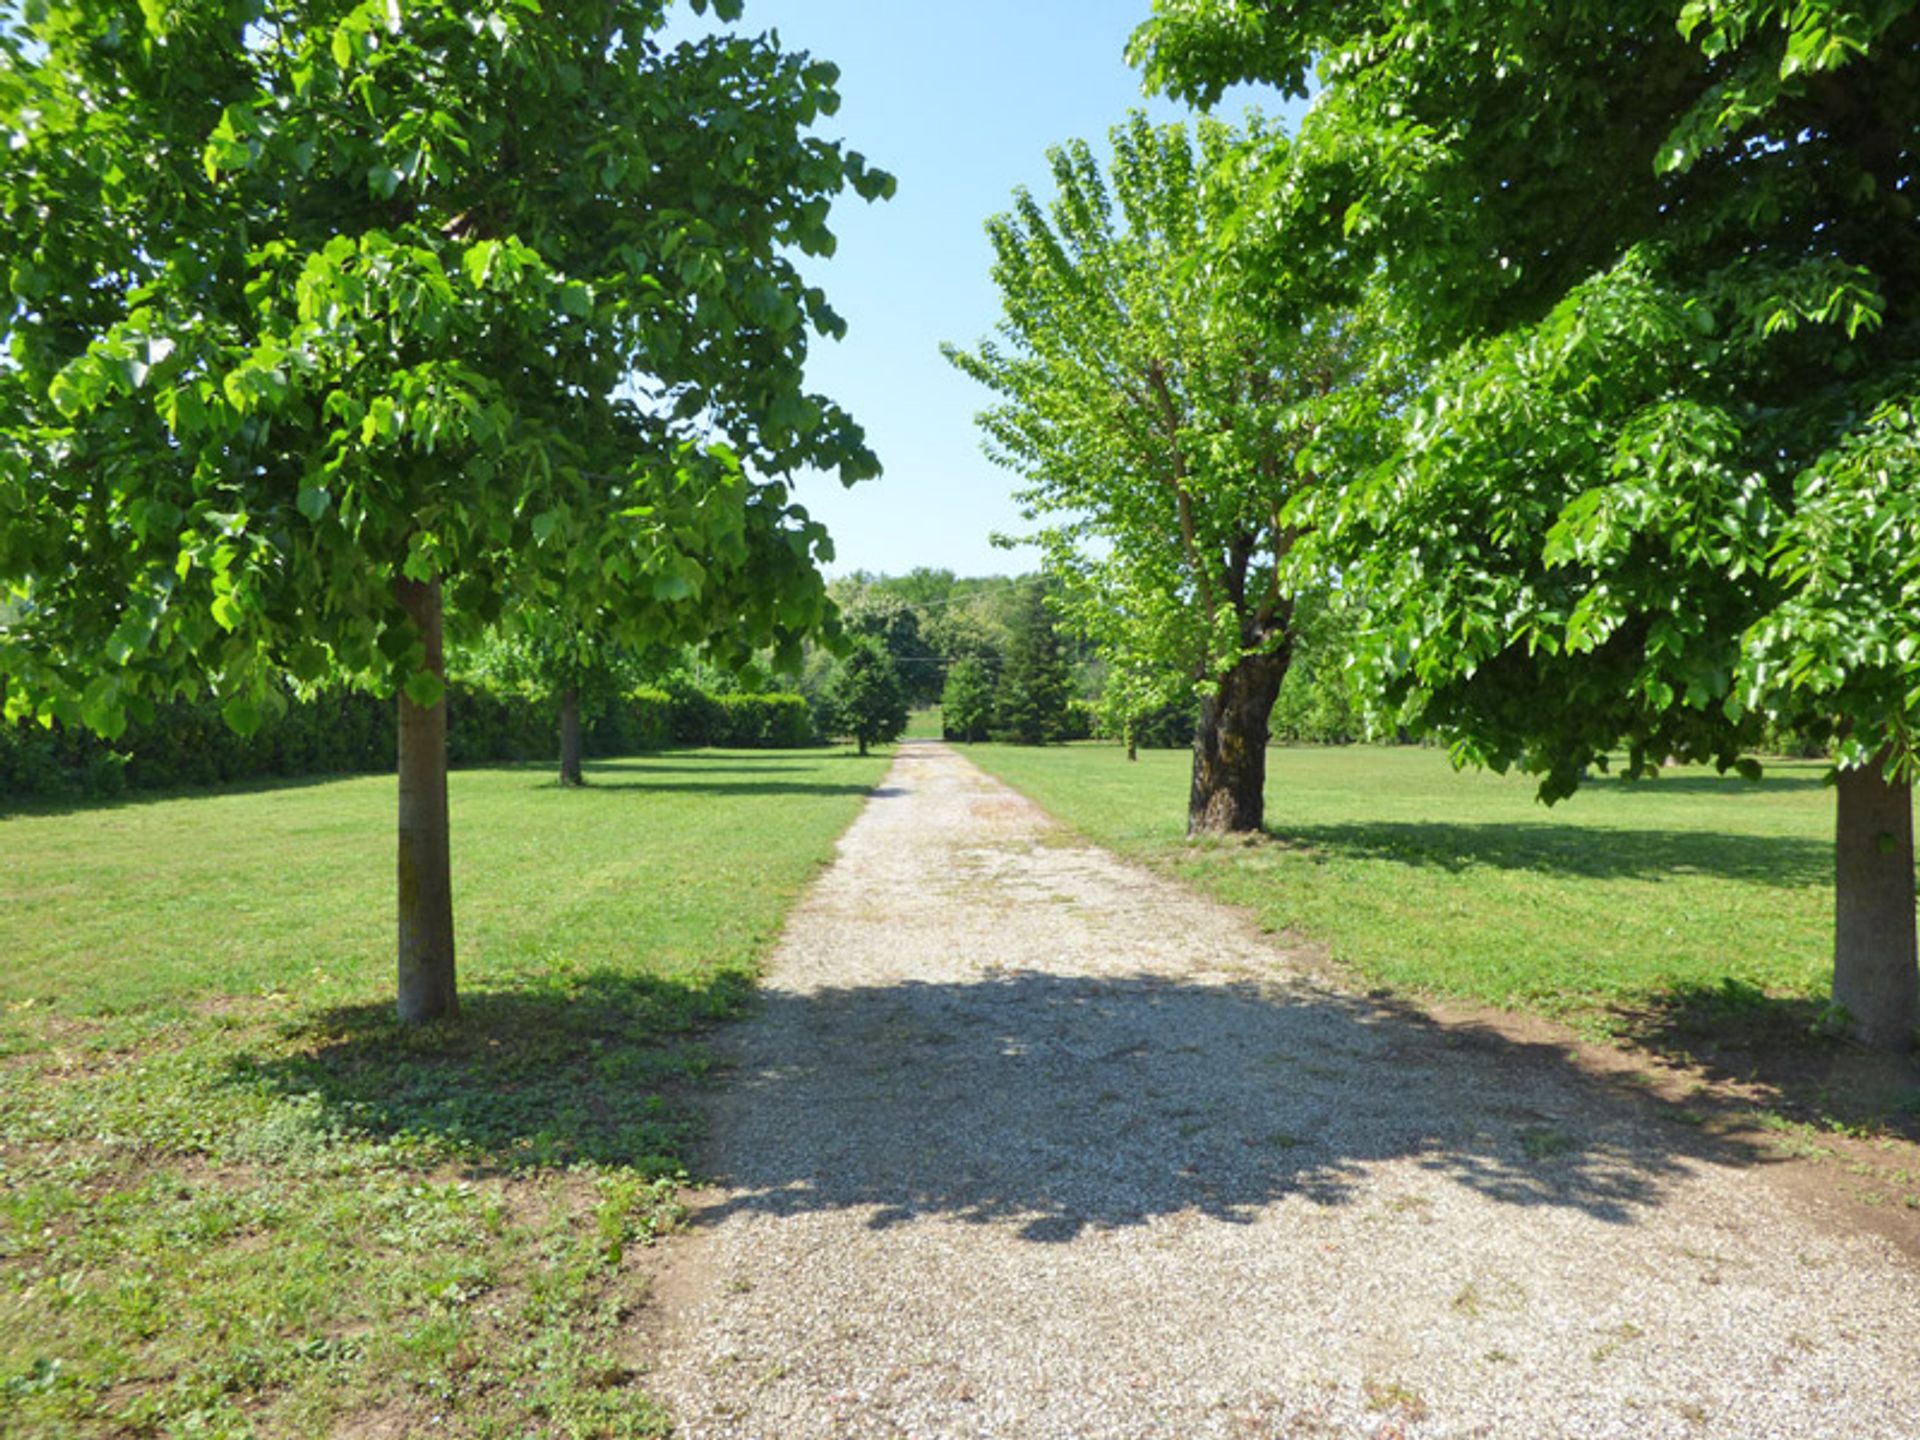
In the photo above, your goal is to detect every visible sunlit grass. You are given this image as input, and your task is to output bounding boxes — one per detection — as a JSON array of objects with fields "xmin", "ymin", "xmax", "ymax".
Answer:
[
  {"xmin": 0, "ymin": 748, "xmax": 889, "ymax": 1438},
  {"xmin": 966, "ymin": 742, "xmax": 1840, "ymax": 1018}
]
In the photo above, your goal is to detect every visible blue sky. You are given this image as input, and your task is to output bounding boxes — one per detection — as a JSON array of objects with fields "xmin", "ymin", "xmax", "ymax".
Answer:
[{"xmin": 663, "ymin": 1, "xmax": 1297, "ymax": 578}]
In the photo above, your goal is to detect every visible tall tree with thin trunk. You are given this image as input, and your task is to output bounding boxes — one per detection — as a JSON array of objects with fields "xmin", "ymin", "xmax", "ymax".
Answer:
[
  {"xmin": 1136, "ymin": 0, "xmax": 1920, "ymax": 1047},
  {"xmin": 0, "ymin": 0, "xmax": 889, "ymax": 1022},
  {"xmin": 946, "ymin": 115, "xmax": 1372, "ymax": 833}
]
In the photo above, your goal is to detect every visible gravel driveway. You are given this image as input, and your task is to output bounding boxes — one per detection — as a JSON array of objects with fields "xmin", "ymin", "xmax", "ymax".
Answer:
[{"xmin": 645, "ymin": 741, "xmax": 1920, "ymax": 1439}]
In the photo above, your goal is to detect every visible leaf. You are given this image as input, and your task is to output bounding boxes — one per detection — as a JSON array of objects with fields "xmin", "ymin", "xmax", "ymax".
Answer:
[
  {"xmin": 297, "ymin": 487, "xmax": 332, "ymax": 522},
  {"xmin": 222, "ymin": 694, "xmax": 263, "ymax": 736},
  {"xmin": 403, "ymin": 670, "xmax": 446, "ymax": 710}
]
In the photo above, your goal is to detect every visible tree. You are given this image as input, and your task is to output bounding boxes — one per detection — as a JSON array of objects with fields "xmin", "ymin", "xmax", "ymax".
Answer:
[
  {"xmin": 940, "ymin": 656, "xmax": 996, "ymax": 743},
  {"xmin": 838, "ymin": 588, "xmax": 941, "ymax": 706},
  {"xmin": 822, "ymin": 637, "xmax": 907, "ymax": 756},
  {"xmin": 456, "ymin": 620, "xmax": 650, "ymax": 787},
  {"xmin": 946, "ymin": 116, "xmax": 1373, "ymax": 831},
  {"xmin": 992, "ymin": 584, "xmax": 1074, "ymax": 745},
  {"xmin": 0, "ymin": 1, "xmax": 889, "ymax": 1022},
  {"xmin": 1134, "ymin": 1, "xmax": 1920, "ymax": 1048}
]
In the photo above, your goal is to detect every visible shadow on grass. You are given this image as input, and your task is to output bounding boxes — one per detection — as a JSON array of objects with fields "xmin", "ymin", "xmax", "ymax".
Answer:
[
  {"xmin": 1602, "ymin": 978, "xmax": 1920, "ymax": 1139},
  {"xmin": 224, "ymin": 970, "xmax": 756, "ymax": 1173},
  {"xmin": 0, "ymin": 768, "xmax": 366, "ymax": 822},
  {"xmin": 1602, "ymin": 771, "xmax": 1831, "ymax": 796},
  {"xmin": 569, "ymin": 780, "xmax": 890, "ymax": 799},
  {"xmin": 1267, "ymin": 819, "xmax": 1830, "ymax": 888}
]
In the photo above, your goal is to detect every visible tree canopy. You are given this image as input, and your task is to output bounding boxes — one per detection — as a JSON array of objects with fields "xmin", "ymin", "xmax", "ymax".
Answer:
[
  {"xmin": 948, "ymin": 113, "xmax": 1377, "ymax": 828},
  {"xmin": 1133, "ymin": 0, "xmax": 1920, "ymax": 1045},
  {"xmin": 0, "ymin": 0, "xmax": 890, "ymax": 736}
]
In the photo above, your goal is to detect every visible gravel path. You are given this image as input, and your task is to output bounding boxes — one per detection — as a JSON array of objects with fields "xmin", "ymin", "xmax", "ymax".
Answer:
[{"xmin": 646, "ymin": 741, "xmax": 1920, "ymax": 1439}]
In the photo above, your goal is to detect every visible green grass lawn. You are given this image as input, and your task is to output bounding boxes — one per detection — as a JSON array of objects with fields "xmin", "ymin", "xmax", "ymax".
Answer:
[
  {"xmin": 0, "ymin": 748, "xmax": 889, "ymax": 1439},
  {"xmin": 966, "ymin": 742, "xmax": 1842, "ymax": 1027}
]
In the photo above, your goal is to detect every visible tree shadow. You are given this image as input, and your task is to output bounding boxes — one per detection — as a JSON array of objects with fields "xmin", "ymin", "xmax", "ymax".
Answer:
[
  {"xmin": 581, "ymin": 761, "xmax": 828, "ymax": 778},
  {"xmin": 1603, "ymin": 772, "xmax": 1831, "ymax": 796},
  {"xmin": 230, "ymin": 961, "xmax": 1784, "ymax": 1239},
  {"xmin": 222, "ymin": 970, "xmax": 756, "ymax": 1173},
  {"xmin": 1602, "ymin": 978, "xmax": 1920, "ymax": 1140},
  {"xmin": 0, "ymin": 768, "xmax": 362, "ymax": 821},
  {"xmin": 1267, "ymin": 820, "xmax": 1830, "ymax": 888},
  {"xmin": 682, "ymin": 971, "xmax": 1769, "ymax": 1243},
  {"xmin": 572, "ymin": 780, "xmax": 896, "ymax": 799}
]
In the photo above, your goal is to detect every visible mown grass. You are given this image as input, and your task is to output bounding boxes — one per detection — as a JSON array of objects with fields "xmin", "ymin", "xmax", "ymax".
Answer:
[
  {"xmin": 965, "ymin": 742, "xmax": 1842, "ymax": 1022},
  {"xmin": 0, "ymin": 748, "xmax": 889, "ymax": 1439}
]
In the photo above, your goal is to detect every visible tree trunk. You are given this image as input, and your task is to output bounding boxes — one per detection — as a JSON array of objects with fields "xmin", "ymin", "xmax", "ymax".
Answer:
[
  {"xmin": 396, "ymin": 576, "xmax": 457, "ymax": 1024},
  {"xmin": 1833, "ymin": 757, "xmax": 1917, "ymax": 1052},
  {"xmin": 857, "ymin": 733, "xmax": 868, "ymax": 756},
  {"xmin": 558, "ymin": 686, "xmax": 584, "ymax": 787},
  {"xmin": 1188, "ymin": 652, "xmax": 1288, "ymax": 836}
]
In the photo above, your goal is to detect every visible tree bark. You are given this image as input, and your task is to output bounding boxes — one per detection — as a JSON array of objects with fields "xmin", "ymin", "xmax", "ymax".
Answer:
[
  {"xmin": 1833, "ymin": 757, "xmax": 1918, "ymax": 1052},
  {"xmin": 1188, "ymin": 651, "xmax": 1288, "ymax": 836},
  {"xmin": 558, "ymin": 686, "xmax": 584, "ymax": 787},
  {"xmin": 396, "ymin": 576, "xmax": 458, "ymax": 1024}
]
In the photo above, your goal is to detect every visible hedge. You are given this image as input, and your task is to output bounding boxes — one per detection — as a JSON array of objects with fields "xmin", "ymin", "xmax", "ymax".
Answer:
[{"xmin": 2, "ymin": 683, "xmax": 818, "ymax": 803}]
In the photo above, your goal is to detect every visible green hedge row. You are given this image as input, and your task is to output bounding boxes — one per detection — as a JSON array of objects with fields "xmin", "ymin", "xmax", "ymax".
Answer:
[
  {"xmin": 625, "ymin": 686, "xmax": 813, "ymax": 750},
  {"xmin": 2, "ymin": 683, "xmax": 816, "ymax": 803}
]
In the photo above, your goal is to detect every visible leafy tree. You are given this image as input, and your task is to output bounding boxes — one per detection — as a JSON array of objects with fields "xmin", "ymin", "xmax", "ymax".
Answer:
[
  {"xmin": 838, "ymin": 589, "xmax": 941, "ymax": 706},
  {"xmin": 992, "ymin": 584, "xmax": 1074, "ymax": 745},
  {"xmin": 822, "ymin": 637, "xmax": 907, "ymax": 756},
  {"xmin": 1135, "ymin": 0, "xmax": 1920, "ymax": 1047},
  {"xmin": 947, "ymin": 116, "xmax": 1373, "ymax": 830},
  {"xmin": 456, "ymin": 620, "xmax": 651, "ymax": 787},
  {"xmin": 0, "ymin": 0, "xmax": 889, "ymax": 1021},
  {"xmin": 940, "ymin": 656, "xmax": 996, "ymax": 743}
]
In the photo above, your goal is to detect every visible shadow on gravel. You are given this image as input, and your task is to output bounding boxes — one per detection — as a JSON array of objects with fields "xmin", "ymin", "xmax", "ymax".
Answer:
[
  {"xmin": 1268, "ymin": 820, "xmax": 1828, "ymax": 888},
  {"xmin": 688, "ymin": 971, "xmax": 1764, "ymax": 1242}
]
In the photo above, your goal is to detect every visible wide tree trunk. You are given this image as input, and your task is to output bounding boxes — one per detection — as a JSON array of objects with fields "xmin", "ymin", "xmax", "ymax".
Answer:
[
  {"xmin": 396, "ymin": 576, "xmax": 457, "ymax": 1024},
  {"xmin": 1188, "ymin": 652, "xmax": 1288, "ymax": 836},
  {"xmin": 558, "ymin": 686, "xmax": 584, "ymax": 787},
  {"xmin": 1833, "ymin": 757, "xmax": 1917, "ymax": 1052}
]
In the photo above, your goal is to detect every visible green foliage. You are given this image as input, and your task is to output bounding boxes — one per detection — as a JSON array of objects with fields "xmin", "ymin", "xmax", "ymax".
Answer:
[
  {"xmin": 1269, "ymin": 591, "xmax": 1362, "ymax": 745},
  {"xmin": 713, "ymin": 692, "xmax": 815, "ymax": 749},
  {"xmin": 820, "ymin": 637, "xmax": 907, "ymax": 754},
  {"xmin": 992, "ymin": 585, "xmax": 1074, "ymax": 745},
  {"xmin": 947, "ymin": 115, "xmax": 1382, "ymax": 741},
  {"xmin": 0, "ymin": 0, "xmax": 890, "ymax": 735},
  {"xmin": 1133, "ymin": 0, "xmax": 1920, "ymax": 794},
  {"xmin": 0, "ymin": 680, "xmax": 815, "ymax": 801},
  {"xmin": 940, "ymin": 656, "xmax": 998, "ymax": 743},
  {"xmin": 838, "ymin": 589, "xmax": 942, "ymax": 706}
]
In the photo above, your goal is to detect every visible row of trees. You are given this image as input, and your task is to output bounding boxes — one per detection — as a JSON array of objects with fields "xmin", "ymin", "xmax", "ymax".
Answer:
[{"xmin": 945, "ymin": 2, "xmax": 1920, "ymax": 1049}]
